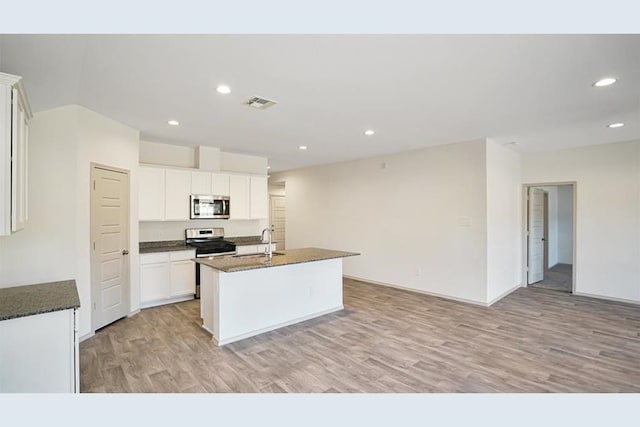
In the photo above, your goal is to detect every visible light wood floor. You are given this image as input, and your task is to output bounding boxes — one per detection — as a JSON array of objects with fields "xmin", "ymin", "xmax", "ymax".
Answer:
[{"xmin": 80, "ymin": 278, "xmax": 640, "ymax": 393}]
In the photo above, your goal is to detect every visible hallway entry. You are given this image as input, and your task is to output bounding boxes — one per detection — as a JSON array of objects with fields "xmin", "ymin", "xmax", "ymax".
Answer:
[{"xmin": 526, "ymin": 184, "xmax": 575, "ymax": 293}]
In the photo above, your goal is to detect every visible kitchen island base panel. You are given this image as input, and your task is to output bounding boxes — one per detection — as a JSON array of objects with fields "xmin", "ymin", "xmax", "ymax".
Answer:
[
  {"xmin": 204, "ymin": 306, "xmax": 343, "ymax": 346},
  {"xmin": 200, "ymin": 258, "xmax": 344, "ymax": 346}
]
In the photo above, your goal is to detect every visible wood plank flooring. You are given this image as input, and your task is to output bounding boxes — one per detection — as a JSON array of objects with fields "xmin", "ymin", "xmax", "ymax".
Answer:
[{"xmin": 80, "ymin": 278, "xmax": 640, "ymax": 393}]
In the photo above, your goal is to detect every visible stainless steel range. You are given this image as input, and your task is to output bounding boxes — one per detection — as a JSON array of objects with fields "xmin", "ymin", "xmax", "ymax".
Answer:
[{"xmin": 186, "ymin": 227, "xmax": 236, "ymax": 298}]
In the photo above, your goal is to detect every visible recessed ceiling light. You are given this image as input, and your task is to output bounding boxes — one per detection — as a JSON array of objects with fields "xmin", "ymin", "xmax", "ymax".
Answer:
[
  {"xmin": 364, "ymin": 129, "xmax": 375, "ymax": 136},
  {"xmin": 167, "ymin": 120, "xmax": 179, "ymax": 126},
  {"xmin": 593, "ymin": 77, "xmax": 617, "ymax": 87},
  {"xmin": 216, "ymin": 85, "xmax": 231, "ymax": 94},
  {"xmin": 298, "ymin": 145, "xmax": 308, "ymax": 150},
  {"xmin": 607, "ymin": 122, "xmax": 624, "ymax": 128},
  {"xmin": 266, "ymin": 166, "xmax": 271, "ymax": 169}
]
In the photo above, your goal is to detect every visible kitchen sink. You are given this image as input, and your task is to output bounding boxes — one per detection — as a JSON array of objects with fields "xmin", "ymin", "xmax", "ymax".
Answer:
[{"xmin": 232, "ymin": 252, "xmax": 285, "ymax": 258}]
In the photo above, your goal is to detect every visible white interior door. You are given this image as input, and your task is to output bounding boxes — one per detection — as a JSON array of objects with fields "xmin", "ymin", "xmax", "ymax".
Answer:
[
  {"xmin": 91, "ymin": 165, "xmax": 130, "ymax": 330},
  {"xmin": 527, "ymin": 187, "xmax": 545, "ymax": 284},
  {"xmin": 270, "ymin": 195, "xmax": 286, "ymax": 251}
]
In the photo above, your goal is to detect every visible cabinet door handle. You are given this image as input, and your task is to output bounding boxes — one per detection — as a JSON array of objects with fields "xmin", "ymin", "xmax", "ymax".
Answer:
[{"xmin": 122, "ymin": 249, "xmax": 129, "ymax": 255}]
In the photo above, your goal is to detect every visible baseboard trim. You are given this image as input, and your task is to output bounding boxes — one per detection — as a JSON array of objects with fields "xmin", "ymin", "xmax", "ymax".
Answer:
[
  {"xmin": 79, "ymin": 331, "xmax": 95, "ymax": 342},
  {"xmin": 486, "ymin": 283, "xmax": 523, "ymax": 306},
  {"xmin": 206, "ymin": 306, "xmax": 345, "ymax": 346},
  {"xmin": 201, "ymin": 324, "xmax": 215, "ymax": 337},
  {"xmin": 343, "ymin": 275, "xmax": 487, "ymax": 306},
  {"xmin": 574, "ymin": 291, "xmax": 640, "ymax": 306},
  {"xmin": 127, "ymin": 309, "xmax": 141, "ymax": 318},
  {"xmin": 140, "ymin": 294, "xmax": 194, "ymax": 309}
]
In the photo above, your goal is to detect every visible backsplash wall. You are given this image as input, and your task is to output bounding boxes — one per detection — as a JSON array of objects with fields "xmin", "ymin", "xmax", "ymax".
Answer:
[{"xmin": 139, "ymin": 219, "xmax": 268, "ymax": 242}]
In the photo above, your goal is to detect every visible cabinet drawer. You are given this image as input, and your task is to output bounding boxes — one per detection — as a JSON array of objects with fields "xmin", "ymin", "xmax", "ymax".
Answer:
[
  {"xmin": 170, "ymin": 250, "xmax": 196, "ymax": 261},
  {"xmin": 140, "ymin": 252, "xmax": 170, "ymax": 264}
]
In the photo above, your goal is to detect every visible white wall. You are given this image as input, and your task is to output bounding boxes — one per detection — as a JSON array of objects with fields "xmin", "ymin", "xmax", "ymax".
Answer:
[
  {"xmin": 140, "ymin": 140, "xmax": 268, "ymax": 174},
  {"xmin": 0, "ymin": 105, "xmax": 140, "ymax": 338},
  {"xmin": 486, "ymin": 140, "xmax": 522, "ymax": 303},
  {"xmin": 271, "ymin": 140, "xmax": 489, "ymax": 304},
  {"xmin": 139, "ymin": 140, "xmax": 194, "ymax": 169},
  {"xmin": 268, "ymin": 183, "xmax": 286, "ymax": 196},
  {"xmin": 139, "ymin": 219, "xmax": 267, "ymax": 241},
  {"xmin": 557, "ymin": 185, "xmax": 573, "ymax": 264},
  {"xmin": 522, "ymin": 140, "xmax": 640, "ymax": 303},
  {"xmin": 0, "ymin": 106, "xmax": 78, "ymax": 287},
  {"xmin": 220, "ymin": 151, "xmax": 268, "ymax": 175},
  {"xmin": 75, "ymin": 106, "xmax": 141, "ymax": 328}
]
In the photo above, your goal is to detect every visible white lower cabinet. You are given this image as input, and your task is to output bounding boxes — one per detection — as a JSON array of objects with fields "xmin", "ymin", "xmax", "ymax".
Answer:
[
  {"xmin": 140, "ymin": 250, "xmax": 195, "ymax": 308},
  {"xmin": 170, "ymin": 253, "xmax": 196, "ymax": 297},
  {"xmin": 0, "ymin": 308, "xmax": 78, "ymax": 393},
  {"xmin": 140, "ymin": 254, "xmax": 171, "ymax": 303}
]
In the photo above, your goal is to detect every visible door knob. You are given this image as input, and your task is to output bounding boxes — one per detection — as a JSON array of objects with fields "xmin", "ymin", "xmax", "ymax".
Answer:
[{"xmin": 122, "ymin": 249, "xmax": 129, "ymax": 255}]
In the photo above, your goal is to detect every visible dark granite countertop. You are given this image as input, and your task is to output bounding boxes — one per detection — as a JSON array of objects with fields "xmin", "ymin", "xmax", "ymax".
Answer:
[
  {"xmin": 0, "ymin": 280, "xmax": 80, "ymax": 321},
  {"xmin": 139, "ymin": 240, "xmax": 193, "ymax": 254},
  {"xmin": 194, "ymin": 247, "xmax": 359, "ymax": 273},
  {"xmin": 140, "ymin": 237, "xmax": 277, "ymax": 254}
]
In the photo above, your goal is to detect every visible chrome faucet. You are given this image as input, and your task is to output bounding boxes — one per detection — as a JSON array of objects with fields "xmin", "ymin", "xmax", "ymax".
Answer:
[{"xmin": 261, "ymin": 226, "xmax": 274, "ymax": 259}]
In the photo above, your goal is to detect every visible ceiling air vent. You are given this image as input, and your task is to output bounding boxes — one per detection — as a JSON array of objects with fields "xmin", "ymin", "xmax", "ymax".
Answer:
[{"xmin": 244, "ymin": 96, "xmax": 278, "ymax": 110}]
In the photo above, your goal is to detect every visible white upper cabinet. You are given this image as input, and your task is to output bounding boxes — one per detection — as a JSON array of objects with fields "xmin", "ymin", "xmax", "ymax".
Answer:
[
  {"xmin": 212, "ymin": 173, "xmax": 230, "ymax": 197},
  {"xmin": 191, "ymin": 171, "xmax": 211, "ymax": 195},
  {"xmin": 138, "ymin": 166, "xmax": 165, "ymax": 221},
  {"xmin": 164, "ymin": 169, "xmax": 191, "ymax": 220},
  {"xmin": 0, "ymin": 72, "xmax": 32, "ymax": 236},
  {"xmin": 138, "ymin": 164, "xmax": 267, "ymax": 222},
  {"xmin": 250, "ymin": 176, "xmax": 268, "ymax": 219},
  {"xmin": 229, "ymin": 175, "xmax": 250, "ymax": 219},
  {"xmin": 11, "ymin": 88, "xmax": 29, "ymax": 232}
]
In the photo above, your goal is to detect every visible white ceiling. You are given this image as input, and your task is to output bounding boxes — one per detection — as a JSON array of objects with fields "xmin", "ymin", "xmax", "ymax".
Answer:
[{"xmin": 0, "ymin": 35, "xmax": 638, "ymax": 172}]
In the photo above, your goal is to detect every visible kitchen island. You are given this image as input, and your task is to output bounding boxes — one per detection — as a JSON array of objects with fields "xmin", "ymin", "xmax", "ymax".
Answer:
[{"xmin": 194, "ymin": 247, "xmax": 359, "ymax": 346}]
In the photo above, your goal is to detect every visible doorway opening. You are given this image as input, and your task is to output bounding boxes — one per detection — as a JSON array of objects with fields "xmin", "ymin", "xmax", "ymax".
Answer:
[
  {"xmin": 524, "ymin": 183, "xmax": 576, "ymax": 293},
  {"xmin": 268, "ymin": 180, "xmax": 286, "ymax": 251}
]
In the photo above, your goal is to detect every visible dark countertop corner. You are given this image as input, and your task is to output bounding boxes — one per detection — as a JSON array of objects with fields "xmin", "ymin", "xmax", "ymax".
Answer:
[
  {"xmin": 139, "ymin": 240, "xmax": 192, "ymax": 253},
  {"xmin": 0, "ymin": 280, "xmax": 80, "ymax": 321}
]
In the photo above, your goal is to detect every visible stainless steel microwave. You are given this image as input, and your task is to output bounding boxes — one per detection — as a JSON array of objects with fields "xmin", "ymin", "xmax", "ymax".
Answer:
[{"xmin": 190, "ymin": 195, "xmax": 230, "ymax": 219}]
